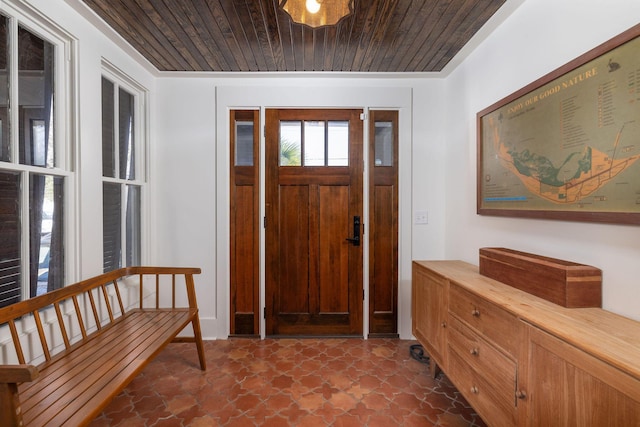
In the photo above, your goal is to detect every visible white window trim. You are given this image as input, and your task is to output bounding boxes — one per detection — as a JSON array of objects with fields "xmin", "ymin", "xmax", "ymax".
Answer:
[
  {"xmin": 0, "ymin": 0, "xmax": 79, "ymax": 295},
  {"xmin": 101, "ymin": 60, "xmax": 150, "ymax": 268}
]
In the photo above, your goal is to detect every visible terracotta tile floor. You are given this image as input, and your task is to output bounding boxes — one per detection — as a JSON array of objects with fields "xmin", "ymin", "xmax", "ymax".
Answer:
[{"xmin": 91, "ymin": 338, "xmax": 487, "ymax": 426}]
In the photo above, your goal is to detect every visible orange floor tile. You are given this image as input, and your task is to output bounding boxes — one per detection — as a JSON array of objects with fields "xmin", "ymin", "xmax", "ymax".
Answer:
[{"xmin": 91, "ymin": 338, "xmax": 486, "ymax": 426}]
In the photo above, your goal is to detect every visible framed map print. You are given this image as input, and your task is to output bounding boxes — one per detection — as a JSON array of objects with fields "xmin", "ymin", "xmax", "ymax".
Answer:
[{"xmin": 477, "ymin": 23, "xmax": 640, "ymax": 225}]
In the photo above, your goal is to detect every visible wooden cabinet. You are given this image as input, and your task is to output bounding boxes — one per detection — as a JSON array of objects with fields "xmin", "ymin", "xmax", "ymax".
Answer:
[
  {"xmin": 521, "ymin": 325, "xmax": 640, "ymax": 426},
  {"xmin": 412, "ymin": 263, "xmax": 448, "ymax": 377},
  {"xmin": 412, "ymin": 260, "xmax": 640, "ymax": 427}
]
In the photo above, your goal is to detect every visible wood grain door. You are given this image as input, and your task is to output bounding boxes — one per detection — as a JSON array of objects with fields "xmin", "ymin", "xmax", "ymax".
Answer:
[
  {"xmin": 368, "ymin": 110, "xmax": 399, "ymax": 337},
  {"xmin": 230, "ymin": 110, "xmax": 260, "ymax": 336},
  {"xmin": 265, "ymin": 109, "xmax": 363, "ymax": 336}
]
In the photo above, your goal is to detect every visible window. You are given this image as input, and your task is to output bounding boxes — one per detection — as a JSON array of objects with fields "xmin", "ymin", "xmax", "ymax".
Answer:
[
  {"xmin": 279, "ymin": 120, "xmax": 349, "ymax": 166},
  {"xmin": 0, "ymin": 12, "xmax": 71, "ymax": 308},
  {"xmin": 374, "ymin": 121, "xmax": 394, "ymax": 166},
  {"xmin": 101, "ymin": 71, "xmax": 145, "ymax": 272}
]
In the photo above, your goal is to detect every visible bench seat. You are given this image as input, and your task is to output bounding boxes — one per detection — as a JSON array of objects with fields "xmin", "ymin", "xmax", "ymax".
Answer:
[{"xmin": 0, "ymin": 267, "xmax": 206, "ymax": 427}]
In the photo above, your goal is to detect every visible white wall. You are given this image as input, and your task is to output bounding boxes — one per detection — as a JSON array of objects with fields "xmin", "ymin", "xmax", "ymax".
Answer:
[
  {"xmin": 154, "ymin": 75, "xmax": 446, "ymax": 339},
  {"xmin": 443, "ymin": 0, "xmax": 640, "ymax": 320},
  {"xmin": 153, "ymin": 78, "xmax": 219, "ymax": 336}
]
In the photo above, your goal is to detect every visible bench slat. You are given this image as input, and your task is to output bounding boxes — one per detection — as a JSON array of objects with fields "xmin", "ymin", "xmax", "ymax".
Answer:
[
  {"xmin": 18, "ymin": 309, "xmax": 175, "ymax": 398},
  {"xmin": 19, "ymin": 310, "xmax": 192, "ymax": 406},
  {"xmin": 32, "ymin": 310, "xmax": 51, "ymax": 362},
  {"xmin": 22, "ymin": 310, "xmax": 196, "ymax": 426},
  {"xmin": 71, "ymin": 295, "xmax": 88, "ymax": 339},
  {"xmin": 59, "ymin": 312, "xmax": 196, "ymax": 427},
  {"xmin": 54, "ymin": 303, "xmax": 71, "ymax": 350}
]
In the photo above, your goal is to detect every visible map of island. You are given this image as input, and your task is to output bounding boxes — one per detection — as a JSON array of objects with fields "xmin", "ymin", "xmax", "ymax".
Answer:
[
  {"xmin": 490, "ymin": 120, "xmax": 639, "ymax": 205},
  {"xmin": 480, "ymin": 31, "xmax": 640, "ymax": 215}
]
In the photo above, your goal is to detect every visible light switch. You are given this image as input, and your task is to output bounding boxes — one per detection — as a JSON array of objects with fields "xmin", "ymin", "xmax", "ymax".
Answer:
[{"xmin": 415, "ymin": 211, "xmax": 428, "ymax": 224}]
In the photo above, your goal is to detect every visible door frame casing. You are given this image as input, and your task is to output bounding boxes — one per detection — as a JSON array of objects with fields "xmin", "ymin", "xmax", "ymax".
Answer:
[{"xmin": 215, "ymin": 85, "xmax": 413, "ymax": 339}]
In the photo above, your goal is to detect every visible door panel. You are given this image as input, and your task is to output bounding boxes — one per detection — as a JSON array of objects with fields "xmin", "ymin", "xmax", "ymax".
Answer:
[
  {"xmin": 266, "ymin": 108, "xmax": 363, "ymax": 336},
  {"xmin": 278, "ymin": 185, "xmax": 310, "ymax": 314},
  {"xmin": 368, "ymin": 110, "xmax": 399, "ymax": 337},
  {"xmin": 318, "ymin": 185, "xmax": 350, "ymax": 313},
  {"xmin": 230, "ymin": 110, "xmax": 260, "ymax": 336}
]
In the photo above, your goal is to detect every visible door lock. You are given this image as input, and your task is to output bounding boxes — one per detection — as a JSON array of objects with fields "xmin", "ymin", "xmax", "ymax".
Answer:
[{"xmin": 345, "ymin": 216, "xmax": 361, "ymax": 246}]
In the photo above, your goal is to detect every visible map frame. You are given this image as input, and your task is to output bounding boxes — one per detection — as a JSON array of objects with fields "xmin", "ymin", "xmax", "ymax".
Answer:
[{"xmin": 477, "ymin": 23, "xmax": 640, "ymax": 225}]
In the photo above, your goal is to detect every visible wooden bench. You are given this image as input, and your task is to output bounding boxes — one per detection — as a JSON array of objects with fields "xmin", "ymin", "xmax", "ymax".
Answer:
[{"xmin": 0, "ymin": 266, "xmax": 206, "ymax": 427}]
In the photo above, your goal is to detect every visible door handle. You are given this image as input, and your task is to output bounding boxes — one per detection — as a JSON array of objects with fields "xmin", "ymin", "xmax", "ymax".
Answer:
[{"xmin": 345, "ymin": 216, "xmax": 360, "ymax": 246}]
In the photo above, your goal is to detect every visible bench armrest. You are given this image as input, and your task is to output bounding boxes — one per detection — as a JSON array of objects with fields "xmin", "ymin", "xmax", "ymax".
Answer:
[
  {"xmin": 0, "ymin": 365, "xmax": 39, "ymax": 384},
  {"xmin": 0, "ymin": 365, "xmax": 38, "ymax": 427}
]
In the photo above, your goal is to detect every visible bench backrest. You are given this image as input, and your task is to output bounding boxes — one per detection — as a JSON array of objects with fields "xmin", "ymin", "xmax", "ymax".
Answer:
[{"xmin": 0, "ymin": 266, "xmax": 201, "ymax": 366}]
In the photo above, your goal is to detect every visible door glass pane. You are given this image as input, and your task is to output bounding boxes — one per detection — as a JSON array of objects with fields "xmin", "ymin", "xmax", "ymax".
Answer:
[
  {"xmin": 374, "ymin": 122, "xmax": 394, "ymax": 166},
  {"xmin": 0, "ymin": 16, "xmax": 9, "ymax": 162},
  {"xmin": 304, "ymin": 121, "xmax": 325, "ymax": 166},
  {"xmin": 374, "ymin": 121, "xmax": 394, "ymax": 166},
  {"xmin": 328, "ymin": 121, "xmax": 348, "ymax": 166},
  {"xmin": 0, "ymin": 171, "xmax": 21, "ymax": 307},
  {"xmin": 102, "ymin": 77, "xmax": 115, "ymax": 177},
  {"xmin": 280, "ymin": 121, "xmax": 301, "ymax": 166},
  {"xmin": 235, "ymin": 120, "xmax": 254, "ymax": 166},
  {"xmin": 18, "ymin": 26, "xmax": 55, "ymax": 168},
  {"xmin": 125, "ymin": 184, "xmax": 140, "ymax": 267},
  {"xmin": 119, "ymin": 88, "xmax": 135, "ymax": 180}
]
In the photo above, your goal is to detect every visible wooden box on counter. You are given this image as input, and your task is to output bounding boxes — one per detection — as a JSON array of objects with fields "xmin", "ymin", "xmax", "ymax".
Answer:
[{"xmin": 479, "ymin": 247, "xmax": 602, "ymax": 308}]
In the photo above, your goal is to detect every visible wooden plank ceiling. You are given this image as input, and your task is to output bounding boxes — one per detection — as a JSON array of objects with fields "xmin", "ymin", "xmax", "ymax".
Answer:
[{"xmin": 80, "ymin": 0, "xmax": 506, "ymax": 72}]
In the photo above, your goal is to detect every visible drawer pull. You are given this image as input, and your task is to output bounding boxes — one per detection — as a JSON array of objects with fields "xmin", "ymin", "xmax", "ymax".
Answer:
[
  {"xmin": 470, "ymin": 348, "xmax": 479, "ymax": 356},
  {"xmin": 441, "ymin": 321, "xmax": 447, "ymax": 328},
  {"xmin": 471, "ymin": 308, "xmax": 480, "ymax": 317},
  {"xmin": 470, "ymin": 386, "xmax": 479, "ymax": 394},
  {"xmin": 516, "ymin": 390, "xmax": 527, "ymax": 400}
]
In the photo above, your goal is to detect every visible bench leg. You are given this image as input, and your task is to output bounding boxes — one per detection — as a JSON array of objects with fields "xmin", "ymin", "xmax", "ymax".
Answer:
[
  {"xmin": 0, "ymin": 383, "xmax": 23, "ymax": 427},
  {"xmin": 191, "ymin": 316, "xmax": 206, "ymax": 370}
]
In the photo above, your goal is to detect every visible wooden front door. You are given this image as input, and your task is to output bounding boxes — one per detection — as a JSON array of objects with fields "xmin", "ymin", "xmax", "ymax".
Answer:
[{"xmin": 265, "ymin": 109, "xmax": 363, "ymax": 336}]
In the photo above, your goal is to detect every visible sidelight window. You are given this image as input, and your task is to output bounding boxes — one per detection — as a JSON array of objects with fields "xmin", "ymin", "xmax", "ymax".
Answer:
[
  {"xmin": 374, "ymin": 121, "xmax": 394, "ymax": 166},
  {"xmin": 235, "ymin": 120, "xmax": 254, "ymax": 166}
]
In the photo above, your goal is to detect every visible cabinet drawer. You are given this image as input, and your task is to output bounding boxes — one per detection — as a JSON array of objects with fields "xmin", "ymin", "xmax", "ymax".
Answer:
[
  {"xmin": 448, "ymin": 348, "xmax": 517, "ymax": 427},
  {"xmin": 449, "ymin": 282, "xmax": 519, "ymax": 357},
  {"xmin": 449, "ymin": 316, "xmax": 517, "ymax": 405}
]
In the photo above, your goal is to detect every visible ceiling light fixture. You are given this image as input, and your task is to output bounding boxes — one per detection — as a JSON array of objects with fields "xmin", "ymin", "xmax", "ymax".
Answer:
[{"xmin": 280, "ymin": 0, "xmax": 353, "ymax": 28}]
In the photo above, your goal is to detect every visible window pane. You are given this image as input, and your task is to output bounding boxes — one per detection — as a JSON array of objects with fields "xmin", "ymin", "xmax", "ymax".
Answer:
[
  {"xmin": 328, "ymin": 121, "xmax": 348, "ymax": 166},
  {"xmin": 125, "ymin": 184, "xmax": 140, "ymax": 267},
  {"xmin": 374, "ymin": 121, "xmax": 394, "ymax": 166},
  {"xmin": 102, "ymin": 77, "xmax": 115, "ymax": 177},
  {"xmin": 0, "ymin": 16, "xmax": 9, "ymax": 162},
  {"xmin": 280, "ymin": 121, "xmax": 301, "ymax": 166},
  {"xmin": 103, "ymin": 182, "xmax": 122, "ymax": 272},
  {"xmin": 30, "ymin": 173, "xmax": 63, "ymax": 297},
  {"xmin": 119, "ymin": 88, "xmax": 135, "ymax": 180},
  {"xmin": 235, "ymin": 120, "xmax": 253, "ymax": 166},
  {"xmin": 0, "ymin": 171, "xmax": 21, "ymax": 308},
  {"xmin": 304, "ymin": 121, "xmax": 325, "ymax": 166},
  {"xmin": 18, "ymin": 26, "xmax": 55, "ymax": 168}
]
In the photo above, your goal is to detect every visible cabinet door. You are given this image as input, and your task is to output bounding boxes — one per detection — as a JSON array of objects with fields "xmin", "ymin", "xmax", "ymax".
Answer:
[
  {"xmin": 522, "ymin": 325, "xmax": 640, "ymax": 426},
  {"xmin": 412, "ymin": 263, "xmax": 448, "ymax": 374}
]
